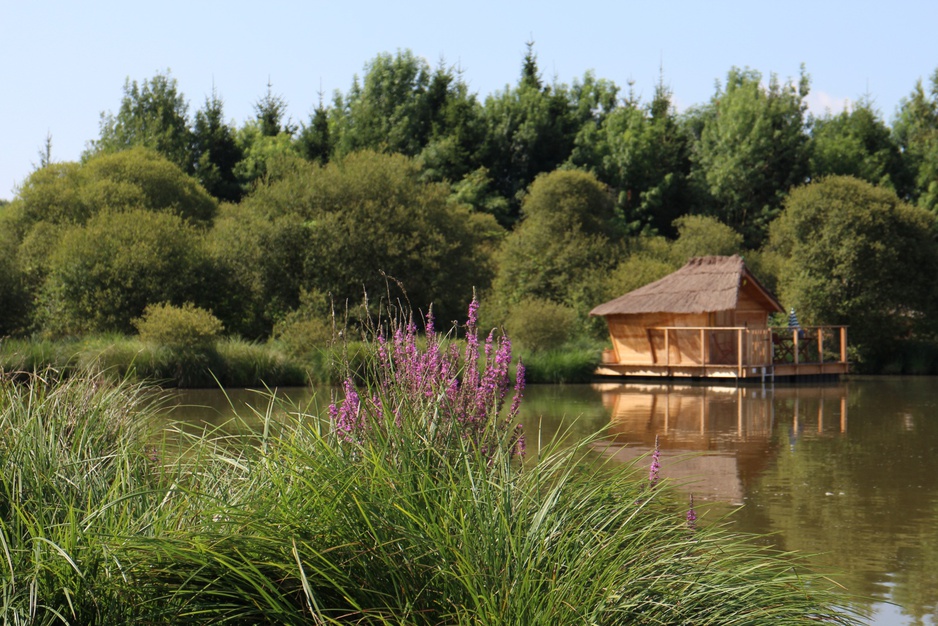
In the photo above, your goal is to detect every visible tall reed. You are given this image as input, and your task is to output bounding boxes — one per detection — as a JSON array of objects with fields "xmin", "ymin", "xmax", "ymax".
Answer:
[{"xmin": 0, "ymin": 371, "xmax": 167, "ymax": 624}]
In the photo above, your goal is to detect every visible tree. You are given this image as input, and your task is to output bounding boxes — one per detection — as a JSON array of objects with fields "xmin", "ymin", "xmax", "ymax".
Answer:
[
  {"xmin": 809, "ymin": 99, "xmax": 908, "ymax": 193},
  {"xmin": 9, "ymin": 148, "xmax": 216, "ymax": 230},
  {"xmin": 477, "ymin": 47, "xmax": 581, "ymax": 224},
  {"xmin": 206, "ymin": 203, "xmax": 310, "ymax": 338},
  {"xmin": 331, "ymin": 50, "xmax": 482, "ymax": 172},
  {"xmin": 571, "ymin": 79, "xmax": 693, "ymax": 237},
  {"xmin": 0, "ymin": 226, "xmax": 27, "ymax": 335},
  {"xmin": 669, "ymin": 214, "xmax": 744, "ymax": 261},
  {"xmin": 253, "ymin": 80, "xmax": 295, "ymax": 137},
  {"xmin": 691, "ymin": 67, "xmax": 811, "ymax": 247},
  {"xmin": 239, "ymin": 150, "xmax": 503, "ymax": 323},
  {"xmin": 768, "ymin": 176, "xmax": 938, "ymax": 368},
  {"xmin": 492, "ymin": 169, "xmax": 619, "ymax": 330},
  {"xmin": 39, "ymin": 209, "xmax": 213, "ymax": 335},
  {"xmin": 90, "ymin": 71, "xmax": 193, "ymax": 173},
  {"xmin": 296, "ymin": 98, "xmax": 333, "ymax": 165},
  {"xmin": 233, "ymin": 123, "xmax": 303, "ymax": 191},
  {"xmin": 893, "ymin": 68, "xmax": 938, "ymax": 212},
  {"xmin": 192, "ymin": 91, "xmax": 244, "ymax": 202}
]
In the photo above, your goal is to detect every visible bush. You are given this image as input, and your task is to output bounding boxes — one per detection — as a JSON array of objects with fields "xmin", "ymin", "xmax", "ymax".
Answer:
[
  {"xmin": 133, "ymin": 302, "xmax": 223, "ymax": 351},
  {"xmin": 504, "ymin": 297, "xmax": 576, "ymax": 352}
]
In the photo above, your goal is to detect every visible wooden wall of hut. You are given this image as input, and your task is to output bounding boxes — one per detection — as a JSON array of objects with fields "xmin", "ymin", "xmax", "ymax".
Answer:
[{"xmin": 606, "ymin": 312, "xmax": 709, "ymax": 365}]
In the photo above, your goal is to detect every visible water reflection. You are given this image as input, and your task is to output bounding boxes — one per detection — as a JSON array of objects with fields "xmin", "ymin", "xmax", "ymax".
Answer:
[
  {"xmin": 584, "ymin": 380, "xmax": 938, "ymax": 626},
  {"xmin": 589, "ymin": 383, "xmax": 848, "ymax": 505}
]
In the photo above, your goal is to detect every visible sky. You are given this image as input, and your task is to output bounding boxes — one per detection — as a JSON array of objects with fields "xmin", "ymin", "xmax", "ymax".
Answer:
[{"xmin": 2, "ymin": 0, "xmax": 937, "ymax": 200}]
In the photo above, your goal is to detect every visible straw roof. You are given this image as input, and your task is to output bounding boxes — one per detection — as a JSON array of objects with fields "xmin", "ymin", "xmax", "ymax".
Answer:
[{"xmin": 590, "ymin": 255, "xmax": 783, "ymax": 316}]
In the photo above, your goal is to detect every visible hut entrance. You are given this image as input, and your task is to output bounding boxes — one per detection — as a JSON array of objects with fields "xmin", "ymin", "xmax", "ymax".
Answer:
[{"xmin": 708, "ymin": 311, "xmax": 738, "ymax": 365}]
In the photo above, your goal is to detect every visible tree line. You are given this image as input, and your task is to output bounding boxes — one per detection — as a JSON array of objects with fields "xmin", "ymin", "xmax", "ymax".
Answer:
[{"xmin": 2, "ymin": 46, "xmax": 938, "ymax": 371}]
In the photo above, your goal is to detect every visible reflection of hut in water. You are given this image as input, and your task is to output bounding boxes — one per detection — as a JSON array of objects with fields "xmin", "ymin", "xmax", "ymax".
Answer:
[{"xmin": 592, "ymin": 383, "xmax": 849, "ymax": 504}]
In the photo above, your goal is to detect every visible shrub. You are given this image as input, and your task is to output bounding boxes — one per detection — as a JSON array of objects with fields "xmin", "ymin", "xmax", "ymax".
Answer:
[
  {"xmin": 504, "ymin": 297, "xmax": 576, "ymax": 353},
  {"xmin": 133, "ymin": 302, "xmax": 223, "ymax": 351}
]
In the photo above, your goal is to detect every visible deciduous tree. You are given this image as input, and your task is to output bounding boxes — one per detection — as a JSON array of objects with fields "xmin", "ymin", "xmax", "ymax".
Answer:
[
  {"xmin": 691, "ymin": 67, "xmax": 810, "ymax": 247},
  {"xmin": 768, "ymin": 176, "xmax": 938, "ymax": 367}
]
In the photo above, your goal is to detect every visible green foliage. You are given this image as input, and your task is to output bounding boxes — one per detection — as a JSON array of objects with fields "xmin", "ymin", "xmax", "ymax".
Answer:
[
  {"xmin": 692, "ymin": 67, "xmax": 810, "ymax": 246},
  {"xmin": 602, "ymin": 251, "xmax": 677, "ymax": 304},
  {"xmin": 9, "ymin": 148, "xmax": 217, "ymax": 230},
  {"xmin": 893, "ymin": 67, "xmax": 938, "ymax": 211},
  {"xmin": 133, "ymin": 302, "xmax": 224, "ymax": 350},
  {"xmin": 233, "ymin": 122, "xmax": 303, "ymax": 190},
  {"xmin": 571, "ymin": 80, "xmax": 693, "ymax": 236},
  {"xmin": 253, "ymin": 80, "xmax": 295, "ymax": 137},
  {"xmin": 504, "ymin": 297, "xmax": 576, "ymax": 352},
  {"xmin": 494, "ymin": 169, "xmax": 619, "ymax": 311},
  {"xmin": 809, "ymin": 99, "xmax": 909, "ymax": 194},
  {"xmin": 39, "ymin": 209, "xmax": 213, "ymax": 335},
  {"xmin": 272, "ymin": 289, "xmax": 336, "ymax": 358},
  {"xmin": 206, "ymin": 203, "xmax": 310, "ymax": 338},
  {"xmin": 242, "ymin": 150, "xmax": 503, "ymax": 324},
  {"xmin": 521, "ymin": 344, "xmax": 603, "ymax": 383},
  {"xmin": 89, "ymin": 70, "xmax": 193, "ymax": 172},
  {"xmin": 192, "ymin": 91, "xmax": 244, "ymax": 202},
  {"xmin": 478, "ymin": 50, "xmax": 583, "ymax": 223},
  {"xmin": 768, "ymin": 176, "xmax": 938, "ymax": 368},
  {"xmin": 0, "ymin": 226, "xmax": 27, "ymax": 336},
  {"xmin": 295, "ymin": 103, "xmax": 333, "ymax": 165},
  {"xmin": 670, "ymin": 214, "xmax": 744, "ymax": 261}
]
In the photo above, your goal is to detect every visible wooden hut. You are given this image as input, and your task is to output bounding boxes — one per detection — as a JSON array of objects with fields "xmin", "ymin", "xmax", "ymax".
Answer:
[{"xmin": 590, "ymin": 255, "xmax": 848, "ymax": 380}]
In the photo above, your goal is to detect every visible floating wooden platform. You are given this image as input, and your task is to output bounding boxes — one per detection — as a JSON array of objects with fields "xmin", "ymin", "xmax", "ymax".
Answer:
[{"xmin": 595, "ymin": 326, "xmax": 849, "ymax": 382}]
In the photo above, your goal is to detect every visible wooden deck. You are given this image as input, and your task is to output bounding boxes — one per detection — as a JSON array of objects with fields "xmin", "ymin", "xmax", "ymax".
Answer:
[{"xmin": 596, "ymin": 326, "xmax": 849, "ymax": 381}]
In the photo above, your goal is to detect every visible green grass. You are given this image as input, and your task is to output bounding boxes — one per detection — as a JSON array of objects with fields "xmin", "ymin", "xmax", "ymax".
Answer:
[
  {"xmin": 521, "ymin": 343, "xmax": 604, "ymax": 384},
  {"xmin": 0, "ymin": 371, "xmax": 865, "ymax": 624}
]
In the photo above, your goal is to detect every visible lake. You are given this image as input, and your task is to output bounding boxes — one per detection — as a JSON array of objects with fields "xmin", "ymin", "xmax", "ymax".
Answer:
[{"xmin": 162, "ymin": 377, "xmax": 938, "ymax": 625}]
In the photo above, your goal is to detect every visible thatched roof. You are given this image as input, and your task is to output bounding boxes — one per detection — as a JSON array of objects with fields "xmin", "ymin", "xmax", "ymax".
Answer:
[{"xmin": 590, "ymin": 255, "xmax": 783, "ymax": 316}]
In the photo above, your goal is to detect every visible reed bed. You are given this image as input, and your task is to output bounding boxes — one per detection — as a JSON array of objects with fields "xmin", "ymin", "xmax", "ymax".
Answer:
[{"xmin": 0, "ymin": 302, "xmax": 865, "ymax": 624}]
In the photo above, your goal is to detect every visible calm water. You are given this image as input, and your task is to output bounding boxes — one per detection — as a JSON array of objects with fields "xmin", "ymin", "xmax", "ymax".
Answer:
[{"xmin": 162, "ymin": 378, "xmax": 938, "ymax": 625}]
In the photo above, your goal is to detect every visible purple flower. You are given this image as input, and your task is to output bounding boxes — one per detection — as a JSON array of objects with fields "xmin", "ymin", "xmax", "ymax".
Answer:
[
  {"xmin": 649, "ymin": 435, "xmax": 661, "ymax": 488},
  {"xmin": 329, "ymin": 297, "xmax": 527, "ymax": 461},
  {"xmin": 331, "ymin": 378, "xmax": 363, "ymax": 443},
  {"xmin": 509, "ymin": 423, "xmax": 526, "ymax": 457},
  {"xmin": 686, "ymin": 494, "xmax": 697, "ymax": 531}
]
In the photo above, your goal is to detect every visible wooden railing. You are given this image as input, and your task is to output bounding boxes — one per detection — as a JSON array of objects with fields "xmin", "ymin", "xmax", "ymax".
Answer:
[{"xmin": 643, "ymin": 326, "xmax": 848, "ymax": 374}]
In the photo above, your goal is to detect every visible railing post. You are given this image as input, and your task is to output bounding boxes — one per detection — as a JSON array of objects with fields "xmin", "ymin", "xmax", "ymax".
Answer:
[
  {"xmin": 700, "ymin": 328, "xmax": 706, "ymax": 366},
  {"xmin": 665, "ymin": 329, "xmax": 670, "ymax": 367},
  {"xmin": 793, "ymin": 328, "xmax": 799, "ymax": 365},
  {"xmin": 737, "ymin": 327, "xmax": 743, "ymax": 377},
  {"xmin": 818, "ymin": 327, "xmax": 824, "ymax": 364}
]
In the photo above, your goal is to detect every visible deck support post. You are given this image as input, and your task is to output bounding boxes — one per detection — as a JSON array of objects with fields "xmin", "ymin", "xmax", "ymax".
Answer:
[
  {"xmin": 793, "ymin": 329, "xmax": 799, "ymax": 365},
  {"xmin": 840, "ymin": 327, "xmax": 848, "ymax": 364},
  {"xmin": 700, "ymin": 329, "xmax": 706, "ymax": 368}
]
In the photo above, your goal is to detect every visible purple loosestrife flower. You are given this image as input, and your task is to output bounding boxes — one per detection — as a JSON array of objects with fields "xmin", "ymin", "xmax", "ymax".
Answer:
[
  {"xmin": 686, "ymin": 494, "xmax": 697, "ymax": 531},
  {"xmin": 649, "ymin": 435, "xmax": 661, "ymax": 488},
  {"xmin": 508, "ymin": 359, "xmax": 525, "ymax": 420},
  {"xmin": 512, "ymin": 423, "xmax": 526, "ymax": 457},
  {"xmin": 331, "ymin": 378, "xmax": 363, "ymax": 443},
  {"xmin": 330, "ymin": 297, "xmax": 527, "ymax": 461}
]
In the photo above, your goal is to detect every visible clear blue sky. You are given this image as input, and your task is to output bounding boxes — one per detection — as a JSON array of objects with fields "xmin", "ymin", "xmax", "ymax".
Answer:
[{"xmin": 2, "ymin": 0, "xmax": 936, "ymax": 200}]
